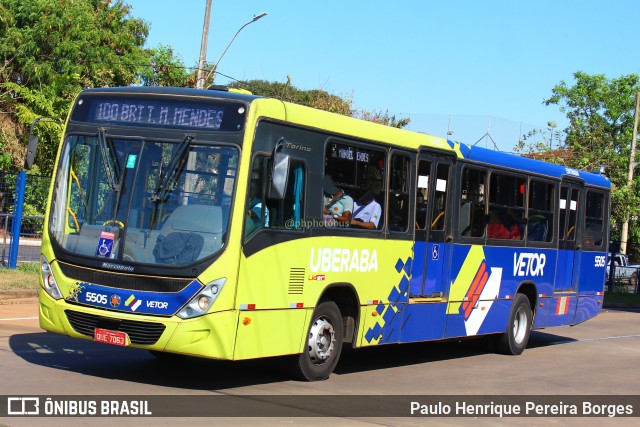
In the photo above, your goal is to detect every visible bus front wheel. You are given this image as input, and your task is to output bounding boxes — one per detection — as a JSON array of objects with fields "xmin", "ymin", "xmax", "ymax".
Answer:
[
  {"xmin": 495, "ymin": 293, "xmax": 532, "ymax": 355},
  {"xmin": 295, "ymin": 301, "xmax": 343, "ymax": 381}
]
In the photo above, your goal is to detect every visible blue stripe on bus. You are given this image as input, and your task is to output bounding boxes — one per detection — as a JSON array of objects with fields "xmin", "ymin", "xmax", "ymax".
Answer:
[
  {"xmin": 367, "ymin": 244, "xmax": 607, "ymax": 345},
  {"xmin": 65, "ymin": 280, "xmax": 203, "ymax": 316}
]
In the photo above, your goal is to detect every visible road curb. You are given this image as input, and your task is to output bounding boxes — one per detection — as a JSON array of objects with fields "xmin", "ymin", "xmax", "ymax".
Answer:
[
  {"xmin": 0, "ymin": 289, "xmax": 38, "ymax": 300},
  {"xmin": 602, "ymin": 302, "xmax": 640, "ymax": 309}
]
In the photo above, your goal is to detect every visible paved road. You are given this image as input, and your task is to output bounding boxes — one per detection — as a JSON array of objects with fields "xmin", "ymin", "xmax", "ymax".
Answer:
[{"xmin": 0, "ymin": 298, "xmax": 638, "ymax": 426}]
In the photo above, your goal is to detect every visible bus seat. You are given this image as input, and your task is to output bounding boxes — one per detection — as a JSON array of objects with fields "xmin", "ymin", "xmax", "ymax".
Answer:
[
  {"xmin": 154, "ymin": 204, "xmax": 223, "ymax": 262},
  {"xmin": 63, "ymin": 224, "xmax": 121, "ymax": 257},
  {"xmin": 527, "ymin": 219, "xmax": 547, "ymax": 242},
  {"xmin": 162, "ymin": 204, "xmax": 222, "ymax": 234}
]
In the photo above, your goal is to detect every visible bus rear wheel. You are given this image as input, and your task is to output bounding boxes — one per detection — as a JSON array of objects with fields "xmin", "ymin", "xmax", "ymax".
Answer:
[
  {"xmin": 295, "ymin": 301, "xmax": 343, "ymax": 381},
  {"xmin": 495, "ymin": 293, "xmax": 532, "ymax": 355}
]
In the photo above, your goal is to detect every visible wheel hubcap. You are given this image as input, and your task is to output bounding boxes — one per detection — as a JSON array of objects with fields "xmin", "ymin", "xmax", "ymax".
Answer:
[
  {"xmin": 513, "ymin": 307, "xmax": 528, "ymax": 344},
  {"xmin": 307, "ymin": 316, "xmax": 335, "ymax": 363}
]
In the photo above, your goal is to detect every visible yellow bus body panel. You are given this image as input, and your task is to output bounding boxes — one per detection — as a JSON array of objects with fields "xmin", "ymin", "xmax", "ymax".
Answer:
[{"xmin": 233, "ymin": 309, "xmax": 310, "ymax": 359}]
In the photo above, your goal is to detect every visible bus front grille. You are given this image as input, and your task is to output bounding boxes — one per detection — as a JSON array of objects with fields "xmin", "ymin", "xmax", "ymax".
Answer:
[
  {"xmin": 65, "ymin": 310, "xmax": 166, "ymax": 345},
  {"xmin": 58, "ymin": 262, "xmax": 191, "ymax": 292}
]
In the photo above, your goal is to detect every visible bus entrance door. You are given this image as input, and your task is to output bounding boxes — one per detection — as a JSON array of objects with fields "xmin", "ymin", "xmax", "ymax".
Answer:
[
  {"xmin": 410, "ymin": 152, "xmax": 453, "ymax": 299},
  {"xmin": 555, "ymin": 180, "xmax": 583, "ymax": 293}
]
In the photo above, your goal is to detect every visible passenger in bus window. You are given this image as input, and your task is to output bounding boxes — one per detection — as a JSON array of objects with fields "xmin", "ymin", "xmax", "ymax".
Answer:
[
  {"xmin": 323, "ymin": 175, "xmax": 353, "ymax": 226},
  {"xmin": 487, "ymin": 211, "xmax": 509, "ymax": 239},
  {"xmin": 246, "ymin": 175, "xmax": 269, "ymax": 235},
  {"xmin": 351, "ymin": 191, "xmax": 382, "ymax": 230},
  {"xmin": 506, "ymin": 210, "xmax": 522, "ymax": 240}
]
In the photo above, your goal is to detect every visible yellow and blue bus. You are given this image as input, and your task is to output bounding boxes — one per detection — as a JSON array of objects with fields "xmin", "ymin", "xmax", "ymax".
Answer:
[{"xmin": 32, "ymin": 86, "xmax": 610, "ymax": 380}]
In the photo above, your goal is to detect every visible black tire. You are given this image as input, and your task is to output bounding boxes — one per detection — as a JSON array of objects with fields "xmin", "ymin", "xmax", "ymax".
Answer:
[
  {"xmin": 295, "ymin": 301, "xmax": 343, "ymax": 381},
  {"xmin": 495, "ymin": 293, "xmax": 532, "ymax": 355}
]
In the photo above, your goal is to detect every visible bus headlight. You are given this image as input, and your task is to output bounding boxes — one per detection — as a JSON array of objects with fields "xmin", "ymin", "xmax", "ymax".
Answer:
[
  {"xmin": 177, "ymin": 278, "xmax": 225, "ymax": 319},
  {"xmin": 41, "ymin": 255, "xmax": 62, "ymax": 300}
]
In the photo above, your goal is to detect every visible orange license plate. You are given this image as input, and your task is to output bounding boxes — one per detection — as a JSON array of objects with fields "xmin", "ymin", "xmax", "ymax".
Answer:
[{"xmin": 94, "ymin": 328, "xmax": 128, "ymax": 346}]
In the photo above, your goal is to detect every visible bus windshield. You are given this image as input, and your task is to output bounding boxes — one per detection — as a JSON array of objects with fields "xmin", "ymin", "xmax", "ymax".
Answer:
[{"xmin": 49, "ymin": 133, "xmax": 238, "ymax": 267}]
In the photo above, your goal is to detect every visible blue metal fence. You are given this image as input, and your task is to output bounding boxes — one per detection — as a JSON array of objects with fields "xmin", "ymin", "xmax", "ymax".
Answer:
[{"xmin": 0, "ymin": 171, "xmax": 50, "ymax": 268}]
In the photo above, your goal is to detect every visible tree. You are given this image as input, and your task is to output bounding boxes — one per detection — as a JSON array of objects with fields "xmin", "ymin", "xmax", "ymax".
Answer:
[
  {"xmin": 534, "ymin": 72, "xmax": 640, "ymax": 253},
  {"xmin": 230, "ymin": 77, "xmax": 353, "ymax": 116},
  {"xmin": 230, "ymin": 77, "xmax": 410, "ymax": 128},
  {"xmin": 352, "ymin": 109, "xmax": 411, "ymax": 128},
  {"xmin": 138, "ymin": 45, "xmax": 193, "ymax": 88},
  {"xmin": 0, "ymin": 0, "xmax": 187, "ymax": 175}
]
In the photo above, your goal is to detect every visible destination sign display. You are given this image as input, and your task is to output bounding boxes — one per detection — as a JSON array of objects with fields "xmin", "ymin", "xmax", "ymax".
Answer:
[
  {"xmin": 92, "ymin": 100, "xmax": 224, "ymax": 129},
  {"xmin": 71, "ymin": 94, "xmax": 247, "ymax": 131},
  {"xmin": 331, "ymin": 143, "xmax": 371, "ymax": 163}
]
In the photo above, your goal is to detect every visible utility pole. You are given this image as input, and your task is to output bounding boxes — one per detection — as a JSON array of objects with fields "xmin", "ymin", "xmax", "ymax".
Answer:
[
  {"xmin": 195, "ymin": 0, "xmax": 213, "ymax": 89},
  {"xmin": 620, "ymin": 92, "xmax": 640, "ymax": 255}
]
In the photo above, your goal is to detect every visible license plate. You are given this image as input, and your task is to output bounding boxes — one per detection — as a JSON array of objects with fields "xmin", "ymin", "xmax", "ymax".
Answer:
[{"xmin": 94, "ymin": 328, "xmax": 128, "ymax": 346}]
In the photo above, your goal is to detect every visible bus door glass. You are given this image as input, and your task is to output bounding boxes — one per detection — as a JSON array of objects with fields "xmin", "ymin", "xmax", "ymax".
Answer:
[
  {"xmin": 556, "ymin": 181, "xmax": 582, "ymax": 292},
  {"xmin": 410, "ymin": 152, "xmax": 453, "ymax": 298}
]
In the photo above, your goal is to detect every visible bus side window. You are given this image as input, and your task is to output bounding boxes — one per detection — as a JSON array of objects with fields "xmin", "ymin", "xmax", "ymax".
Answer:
[
  {"xmin": 528, "ymin": 180, "xmax": 554, "ymax": 242},
  {"xmin": 415, "ymin": 160, "xmax": 430, "ymax": 230},
  {"xmin": 584, "ymin": 191, "xmax": 605, "ymax": 247},
  {"xmin": 389, "ymin": 154, "xmax": 410, "ymax": 232},
  {"xmin": 269, "ymin": 161, "xmax": 305, "ymax": 230},
  {"xmin": 324, "ymin": 141, "xmax": 385, "ymax": 230},
  {"xmin": 431, "ymin": 163, "xmax": 449, "ymax": 231},
  {"xmin": 459, "ymin": 167, "xmax": 486, "ymax": 237},
  {"xmin": 245, "ymin": 156, "xmax": 270, "ymax": 237},
  {"xmin": 245, "ymin": 156, "xmax": 305, "ymax": 238}
]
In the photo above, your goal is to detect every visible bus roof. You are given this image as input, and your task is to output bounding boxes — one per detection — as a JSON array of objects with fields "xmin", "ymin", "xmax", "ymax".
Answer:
[
  {"xmin": 452, "ymin": 142, "xmax": 610, "ymax": 188},
  {"xmin": 78, "ymin": 86, "xmax": 610, "ymax": 189},
  {"xmin": 79, "ymin": 85, "xmax": 261, "ymax": 102}
]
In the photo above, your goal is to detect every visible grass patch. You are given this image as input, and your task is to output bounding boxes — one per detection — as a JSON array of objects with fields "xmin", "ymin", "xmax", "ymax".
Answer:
[
  {"xmin": 604, "ymin": 291, "xmax": 640, "ymax": 305},
  {"xmin": 0, "ymin": 264, "xmax": 40, "ymax": 291}
]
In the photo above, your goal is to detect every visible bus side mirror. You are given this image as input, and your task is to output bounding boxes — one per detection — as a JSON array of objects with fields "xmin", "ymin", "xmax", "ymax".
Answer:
[
  {"xmin": 24, "ymin": 114, "xmax": 64, "ymax": 170},
  {"xmin": 269, "ymin": 151, "xmax": 290, "ymax": 200},
  {"xmin": 24, "ymin": 134, "xmax": 39, "ymax": 170}
]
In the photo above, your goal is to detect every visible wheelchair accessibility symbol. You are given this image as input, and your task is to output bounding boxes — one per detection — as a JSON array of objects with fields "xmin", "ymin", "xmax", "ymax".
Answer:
[
  {"xmin": 96, "ymin": 231, "xmax": 115, "ymax": 258},
  {"xmin": 432, "ymin": 244, "xmax": 440, "ymax": 260}
]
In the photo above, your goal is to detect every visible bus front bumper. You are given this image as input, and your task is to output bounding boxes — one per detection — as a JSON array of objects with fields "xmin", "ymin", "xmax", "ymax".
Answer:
[{"xmin": 38, "ymin": 288, "xmax": 238, "ymax": 360}]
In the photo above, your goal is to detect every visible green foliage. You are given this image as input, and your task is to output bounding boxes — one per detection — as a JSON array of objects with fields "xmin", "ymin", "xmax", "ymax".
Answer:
[
  {"xmin": 23, "ymin": 166, "xmax": 50, "ymax": 217},
  {"xmin": 230, "ymin": 77, "xmax": 410, "ymax": 128},
  {"xmin": 231, "ymin": 77, "xmax": 353, "ymax": 116},
  {"xmin": 138, "ymin": 45, "xmax": 193, "ymax": 87},
  {"xmin": 0, "ymin": 0, "xmax": 149, "ymax": 95},
  {"xmin": 352, "ymin": 109, "xmax": 411, "ymax": 129},
  {"xmin": 0, "ymin": 132, "xmax": 15, "ymax": 170},
  {"xmin": 523, "ymin": 72, "xmax": 640, "ymax": 252},
  {"xmin": 0, "ymin": 264, "xmax": 39, "ymax": 290},
  {"xmin": 515, "ymin": 122, "xmax": 564, "ymax": 157},
  {"xmin": 604, "ymin": 291, "xmax": 640, "ymax": 306},
  {"xmin": 0, "ymin": 0, "xmax": 162, "ymax": 176}
]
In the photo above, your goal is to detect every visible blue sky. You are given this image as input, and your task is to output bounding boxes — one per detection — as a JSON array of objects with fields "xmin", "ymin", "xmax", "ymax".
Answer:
[{"xmin": 126, "ymin": 0, "xmax": 640, "ymax": 152}]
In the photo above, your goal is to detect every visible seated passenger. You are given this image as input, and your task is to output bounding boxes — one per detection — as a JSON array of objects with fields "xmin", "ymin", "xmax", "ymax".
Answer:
[
  {"xmin": 506, "ymin": 210, "xmax": 522, "ymax": 240},
  {"xmin": 323, "ymin": 175, "xmax": 353, "ymax": 226},
  {"xmin": 351, "ymin": 191, "xmax": 382, "ymax": 230},
  {"xmin": 487, "ymin": 212, "xmax": 509, "ymax": 239},
  {"xmin": 245, "ymin": 177, "xmax": 269, "ymax": 235},
  {"xmin": 508, "ymin": 223, "xmax": 521, "ymax": 240}
]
